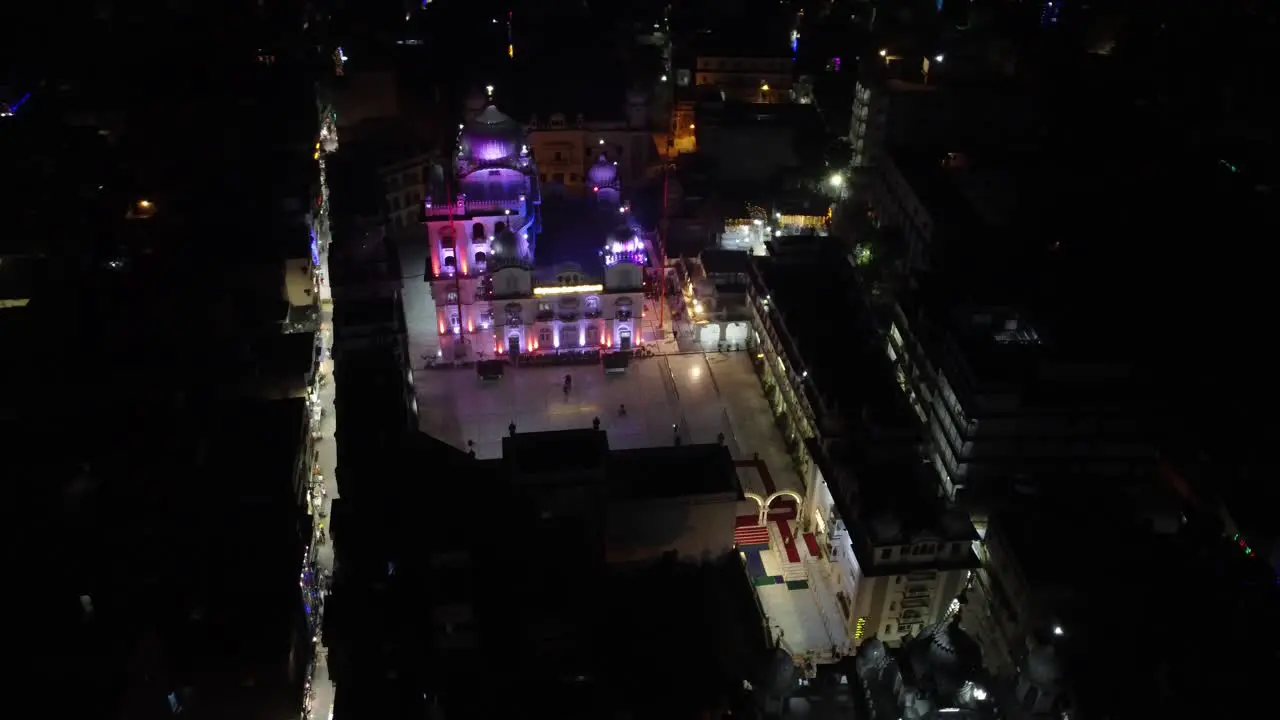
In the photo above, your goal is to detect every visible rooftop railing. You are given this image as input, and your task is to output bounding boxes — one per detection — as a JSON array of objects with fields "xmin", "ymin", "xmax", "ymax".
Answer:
[{"xmin": 424, "ymin": 196, "xmax": 527, "ymax": 217}]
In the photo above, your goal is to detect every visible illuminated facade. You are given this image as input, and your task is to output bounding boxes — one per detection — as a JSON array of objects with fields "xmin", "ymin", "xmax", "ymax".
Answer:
[
  {"xmin": 425, "ymin": 105, "xmax": 540, "ymax": 360},
  {"xmin": 425, "ymin": 109, "xmax": 648, "ymax": 360},
  {"xmin": 473, "ymin": 258, "xmax": 646, "ymax": 359}
]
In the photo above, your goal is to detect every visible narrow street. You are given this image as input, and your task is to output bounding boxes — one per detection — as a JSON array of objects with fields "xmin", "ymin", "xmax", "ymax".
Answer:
[{"xmin": 306, "ymin": 267, "xmax": 339, "ymax": 720}]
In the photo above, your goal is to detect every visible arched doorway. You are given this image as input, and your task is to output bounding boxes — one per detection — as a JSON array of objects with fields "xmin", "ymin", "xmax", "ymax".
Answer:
[
  {"xmin": 507, "ymin": 331, "xmax": 521, "ymax": 357},
  {"xmin": 619, "ymin": 327, "xmax": 632, "ymax": 350},
  {"xmin": 761, "ymin": 490, "xmax": 804, "ymax": 524},
  {"xmin": 474, "ymin": 251, "xmax": 488, "ymax": 269}
]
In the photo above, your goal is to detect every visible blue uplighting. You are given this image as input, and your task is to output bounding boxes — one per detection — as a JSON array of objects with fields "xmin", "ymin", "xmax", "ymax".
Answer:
[{"xmin": 2, "ymin": 92, "xmax": 31, "ymax": 117}]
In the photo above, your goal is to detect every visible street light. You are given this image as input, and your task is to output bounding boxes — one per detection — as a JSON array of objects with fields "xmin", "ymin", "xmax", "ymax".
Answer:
[
  {"xmin": 485, "ymin": 84, "xmax": 494, "ymax": 96},
  {"xmin": 935, "ymin": 54, "xmax": 945, "ymax": 63},
  {"xmin": 660, "ymin": 75, "xmax": 668, "ymax": 82},
  {"xmin": 879, "ymin": 49, "xmax": 887, "ymax": 57},
  {"xmin": 828, "ymin": 173, "xmax": 844, "ymax": 188}
]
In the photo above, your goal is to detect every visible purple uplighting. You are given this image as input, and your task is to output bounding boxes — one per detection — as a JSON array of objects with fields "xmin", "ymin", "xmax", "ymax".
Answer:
[
  {"xmin": 603, "ymin": 238, "xmax": 647, "ymax": 267},
  {"xmin": 470, "ymin": 137, "xmax": 518, "ymax": 162}
]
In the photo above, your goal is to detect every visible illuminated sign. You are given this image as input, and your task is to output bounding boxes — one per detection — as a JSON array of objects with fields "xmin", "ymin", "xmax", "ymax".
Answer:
[
  {"xmin": 532, "ymin": 284, "xmax": 603, "ymax": 296},
  {"xmin": 853, "ymin": 616, "xmax": 869, "ymax": 642}
]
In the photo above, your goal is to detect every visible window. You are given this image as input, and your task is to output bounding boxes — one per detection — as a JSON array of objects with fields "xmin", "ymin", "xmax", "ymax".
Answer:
[
  {"xmin": 885, "ymin": 623, "xmax": 894, "ymax": 635},
  {"xmin": 585, "ymin": 325, "xmax": 600, "ymax": 345},
  {"xmin": 895, "ymin": 576, "xmax": 903, "ymax": 584},
  {"xmin": 554, "ymin": 151, "xmax": 564, "ymax": 161},
  {"xmin": 889, "ymin": 602, "xmax": 896, "ymax": 611},
  {"xmin": 474, "ymin": 251, "xmax": 487, "ymax": 265},
  {"xmin": 538, "ymin": 327, "xmax": 553, "ymax": 346},
  {"xmin": 445, "ymin": 291, "xmax": 458, "ymax": 304},
  {"xmin": 879, "ymin": 548, "xmax": 891, "ymax": 560},
  {"xmin": 537, "ymin": 302, "xmax": 551, "ymax": 312},
  {"xmin": 448, "ymin": 313, "xmax": 460, "ymax": 329},
  {"xmin": 569, "ymin": 173, "xmax": 579, "ymax": 182},
  {"xmin": 472, "ymin": 222, "xmax": 485, "ymax": 240}
]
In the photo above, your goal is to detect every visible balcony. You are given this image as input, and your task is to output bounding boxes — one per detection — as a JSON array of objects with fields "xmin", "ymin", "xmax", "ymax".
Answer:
[
  {"xmin": 506, "ymin": 315, "xmax": 523, "ymax": 326},
  {"xmin": 584, "ymin": 308, "xmax": 602, "ymax": 319},
  {"xmin": 535, "ymin": 310, "xmax": 555, "ymax": 321},
  {"xmin": 616, "ymin": 310, "xmax": 633, "ymax": 322},
  {"xmin": 424, "ymin": 196, "xmax": 526, "ymax": 218},
  {"xmin": 557, "ymin": 311, "xmax": 579, "ymax": 322}
]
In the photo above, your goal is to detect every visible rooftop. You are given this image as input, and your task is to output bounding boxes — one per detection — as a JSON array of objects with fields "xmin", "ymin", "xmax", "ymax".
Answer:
[
  {"xmin": 609, "ymin": 443, "xmax": 740, "ymax": 500},
  {"xmin": 199, "ymin": 398, "xmax": 305, "ymax": 498},
  {"xmin": 752, "ymin": 237, "xmax": 918, "ymax": 434},
  {"xmin": 698, "ymin": 248, "xmax": 750, "ymax": 276}
]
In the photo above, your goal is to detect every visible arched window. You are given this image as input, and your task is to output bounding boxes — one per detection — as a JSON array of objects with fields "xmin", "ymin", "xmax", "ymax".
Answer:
[
  {"xmin": 472, "ymin": 222, "xmax": 485, "ymax": 240},
  {"xmin": 494, "ymin": 221, "xmax": 507, "ymax": 235},
  {"xmin": 443, "ymin": 255, "xmax": 457, "ymax": 268},
  {"xmin": 474, "ymin": 251, "xmax": 488, "ymax": 265},
  {"xmin": 585, "ymin": 296, "xmax": 600, "ymax": 311}
]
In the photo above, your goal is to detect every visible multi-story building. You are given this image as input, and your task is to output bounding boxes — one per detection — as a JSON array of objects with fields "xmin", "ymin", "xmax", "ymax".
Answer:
[
  {"xmin": 483, "ymin": 239, "xmax": 647, "ymax": 358},
  {"xmin": 379, "ymin": 152, "xmax": 430, "ymax": 234},
  {"xmin": 523, "ymin": 91, "xmax": 660, "ymax": 198},
  {"xmin": 884, "ymin": 281, "xmax": 1157, "ymax": 511},
  {"xmin": 694, "ymin": 55, "xmax": 801, "ymax": 104},
  {"xmin": 744, "ymin": 236, "xmax": 980, "ymax": 649}
]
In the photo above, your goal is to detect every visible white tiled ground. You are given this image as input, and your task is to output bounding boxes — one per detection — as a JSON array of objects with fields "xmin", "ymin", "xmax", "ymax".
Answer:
[
  {"xmin": 415, "ymin": 357, "xmax": 720, "ymax": 459},
  {"xmin": 667, "ymin": 352, "xmax": 805, "ymax": 493},
  {"xmin": 758, "ymin": 582, "xmax": 837, "ymax": 659}
]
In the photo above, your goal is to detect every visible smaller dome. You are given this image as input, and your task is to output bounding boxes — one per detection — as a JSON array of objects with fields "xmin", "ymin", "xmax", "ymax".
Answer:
[
  {"xmin": 462, "ymin": 105, "xmax": 522, "ymax": 162},
  {"xmin": 587, "ymin": 154, "xmax": 617, "ymax": 187},
  {"xmin": 1025, "ymin": 644, "xmax": 1064, "ymax": 690},
  {"xmin": 907, "ymin": 617, "xmax": 983, "ymax": 698},
  {"xmin": 857, "ymin": 637, "xmax": 888, "ymax": 668}
]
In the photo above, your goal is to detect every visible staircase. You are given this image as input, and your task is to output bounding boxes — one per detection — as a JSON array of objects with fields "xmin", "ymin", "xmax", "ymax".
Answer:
[{"xmin": 768, "ymin": 522, "xmax": 809, "ymax": 588}]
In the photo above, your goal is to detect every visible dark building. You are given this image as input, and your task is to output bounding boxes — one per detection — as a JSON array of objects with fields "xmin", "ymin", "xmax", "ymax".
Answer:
[{"xmin": 324, "ymin": 393, "xmax": 772, "ymax": 718}]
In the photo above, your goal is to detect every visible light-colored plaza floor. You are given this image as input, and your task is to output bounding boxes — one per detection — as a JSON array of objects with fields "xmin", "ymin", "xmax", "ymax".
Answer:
[
  {"xmin": 667, "ymin": 352, "xmax": 805, "ymax": 494},
  {"xmin": 416, "ymin": 356, "xmax": 706, "ymax": 459}
]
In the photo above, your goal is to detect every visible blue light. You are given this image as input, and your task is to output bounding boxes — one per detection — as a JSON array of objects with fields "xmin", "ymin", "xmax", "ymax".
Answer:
[
  {"xmin": 1, "ymin": 92, "xmax": 30, "ymax": 117},
  {"xmin": 310, "ymin": 229, "xmax": 321, "ymax": 266}
]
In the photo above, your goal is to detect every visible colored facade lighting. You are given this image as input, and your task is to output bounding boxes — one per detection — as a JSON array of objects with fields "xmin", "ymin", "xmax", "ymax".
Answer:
[{"xmin": 532, "ymin": 284, "xmax": 603, "ymax": 296}]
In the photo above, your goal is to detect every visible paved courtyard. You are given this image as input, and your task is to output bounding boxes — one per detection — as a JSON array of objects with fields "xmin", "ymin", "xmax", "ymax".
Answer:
[
  {"xmin": 413, "ymin": 349, "xmax": 806, "ymax": 495},
  {"xmin": 416, "ymin": 357, "xmax": 692, "ymax": 459}
]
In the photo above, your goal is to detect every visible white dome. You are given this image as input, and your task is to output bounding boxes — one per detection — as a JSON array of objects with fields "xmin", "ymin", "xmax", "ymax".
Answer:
[{"xmin": 587, "ymin": 154, "xmax": 617, "ymax": 187}]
